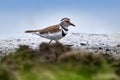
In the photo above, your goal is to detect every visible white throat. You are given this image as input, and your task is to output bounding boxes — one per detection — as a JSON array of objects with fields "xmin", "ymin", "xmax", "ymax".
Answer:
[{"xmin": 59, "ymin": 25, "xmax": 68, "ymax": 34}]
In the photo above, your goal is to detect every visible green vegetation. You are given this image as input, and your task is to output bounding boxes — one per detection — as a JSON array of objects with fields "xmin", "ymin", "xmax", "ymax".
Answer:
[{"xmin": 0, "ymin": 43, "xmax": 120, "ymax": 80}]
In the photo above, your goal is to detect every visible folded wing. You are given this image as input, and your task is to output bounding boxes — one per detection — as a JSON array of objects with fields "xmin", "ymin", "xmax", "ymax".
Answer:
[{"xmin": 25, "ymin": 25, "xmax": 60, "ymax": 34}]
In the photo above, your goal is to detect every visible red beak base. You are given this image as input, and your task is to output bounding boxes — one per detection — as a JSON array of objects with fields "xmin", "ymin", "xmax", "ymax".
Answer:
[{"xmin": 65, "ymin": 20, "xmax": 76, "ymax": 26}]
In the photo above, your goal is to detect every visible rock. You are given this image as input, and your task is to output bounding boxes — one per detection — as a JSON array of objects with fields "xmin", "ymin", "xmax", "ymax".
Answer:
[
  {"xmin": 117, "ymin": 45, "xmax": 120, "ymax": 47},
  {"xmin": 17, "ymin": 39, "xmax": 21, "ymax": 41},
  {"xmin": 80, "ymin": 43, "xmax": 87, "ymax": 46},
  {"xmin": 106, "ymin": 49, "xmax": 110, "ymax": 51},
  {"xmin": 99, "ymin": 47, "xmax": 103, "ymax": 50}
]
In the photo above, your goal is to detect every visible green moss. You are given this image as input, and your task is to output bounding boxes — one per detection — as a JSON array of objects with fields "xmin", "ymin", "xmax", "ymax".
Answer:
[{"xmin": 0, "ymin": 43, "xmax": 119, "ymax": 80}]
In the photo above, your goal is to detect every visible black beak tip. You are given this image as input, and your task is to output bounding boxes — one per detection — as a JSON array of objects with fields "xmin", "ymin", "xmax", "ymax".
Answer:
[{"xmin": 71, "ymin": 23, "xmax": 75, "ymax": 27}]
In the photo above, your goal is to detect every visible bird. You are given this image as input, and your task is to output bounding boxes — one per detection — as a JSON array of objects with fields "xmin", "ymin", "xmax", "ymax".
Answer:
[{"xmin": 25, "ymin": 18, "xmax": 75, "ymax": 44}]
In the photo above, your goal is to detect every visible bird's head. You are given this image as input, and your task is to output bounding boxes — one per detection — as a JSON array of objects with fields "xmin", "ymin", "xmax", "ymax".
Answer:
[{"xmin": 60, "ymin": 18, "xmax": 75, "ymax": 27}]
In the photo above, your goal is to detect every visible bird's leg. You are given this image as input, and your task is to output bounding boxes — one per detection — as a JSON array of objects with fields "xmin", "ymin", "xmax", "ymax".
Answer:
[
  {"xmin": 49, "ymin": 40, "xmax": 53, "ymax": 44},
  {"xmin": 55, "ymin": 40, "xmax": 60, "ymax": 43}
]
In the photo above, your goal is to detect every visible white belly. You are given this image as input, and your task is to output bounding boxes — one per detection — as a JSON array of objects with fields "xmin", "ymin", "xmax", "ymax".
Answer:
[{"xmin": 35, "ymin": 30, "xmax": 67, "ymax": 40}]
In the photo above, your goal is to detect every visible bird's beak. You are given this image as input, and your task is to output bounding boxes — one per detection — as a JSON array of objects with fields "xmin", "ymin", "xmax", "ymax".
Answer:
[{"xmin": 68, "ymin": 21, "xmax": 76, "ymax": 27}]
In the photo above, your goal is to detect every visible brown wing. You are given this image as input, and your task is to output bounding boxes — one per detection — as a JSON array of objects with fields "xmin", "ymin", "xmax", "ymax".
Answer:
[
  {"xmin": 39, "ymin": 24, "xmax": 61, "ymax": 34},
  {"xmin": 25, "ymin": 30, "xmax": 39, "ymax": 33}
]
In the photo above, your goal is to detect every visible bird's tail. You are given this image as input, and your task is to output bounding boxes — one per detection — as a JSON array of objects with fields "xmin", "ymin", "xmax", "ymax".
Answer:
[{"xmin": 25, "ymin": 30, "xmax": 40, "ymax": 33}]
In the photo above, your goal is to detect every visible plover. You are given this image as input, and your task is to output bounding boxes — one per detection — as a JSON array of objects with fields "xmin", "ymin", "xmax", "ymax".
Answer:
[{"xmin": 25, "ymin": 18, "xmax": 75, "ymax": 43}]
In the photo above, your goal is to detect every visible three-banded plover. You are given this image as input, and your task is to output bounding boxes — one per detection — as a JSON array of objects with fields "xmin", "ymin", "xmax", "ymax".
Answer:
[{"xmin": 25, "ymin": 18, "xmax": 75, "ymax": 43}]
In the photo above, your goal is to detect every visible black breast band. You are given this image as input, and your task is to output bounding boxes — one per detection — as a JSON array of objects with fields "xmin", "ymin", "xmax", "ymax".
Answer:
[{"xmin": 62, "ymin": 30, "xmax": 66, "ymax": 36}]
